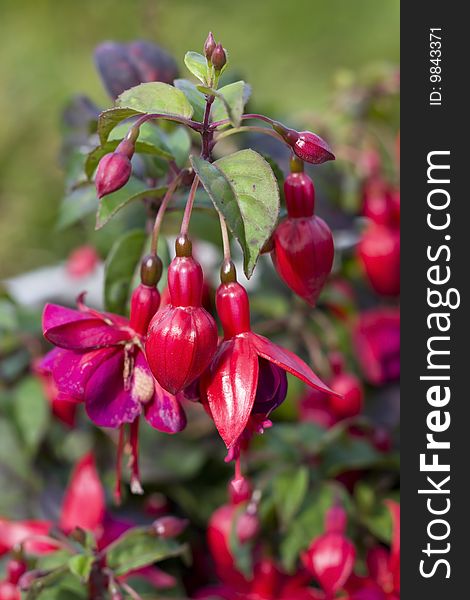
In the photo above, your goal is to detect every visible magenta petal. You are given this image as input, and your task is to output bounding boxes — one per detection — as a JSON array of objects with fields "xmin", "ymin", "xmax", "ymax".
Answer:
[
  {"xmin": 85, "ymin": 351, "xmax": 141, "ymax": 428},
  {"xmin": 202, "ymin": 335, "xmax": 259, "ymax": 449},
  {"xmin": 250, "ymin": 333, "xmax": 338, "ymax": 396},
  {"xmin": 43, "ymin": 303, "xmax": 131, "ymax": 350},
  {"xmin": 145, "ymin": 379, "xmax": 187, "ymax": 433},
  {"xmin": 52, "ymin": 347, "xmax": 117, "ymax": 401}
]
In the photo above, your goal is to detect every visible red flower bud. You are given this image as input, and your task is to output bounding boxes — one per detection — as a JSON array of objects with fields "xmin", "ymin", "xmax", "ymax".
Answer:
[
  {"xmin": 325, "ymin": 505, "xmax": 347, "ymax": 535},
  {"xmin": 293, "ymin": 131, "xmax": 335, "ymax": 164},
  {"xmin": 302, "ymin": 509, "xmax": 355, "ymax": 596},
  {"xmin": 358, "ymin": 224, "xmax": 400, "ymax": 297},
  {"xmin": 328, "ymin": 372, "xmax": 364, "ymax": 419},
  {"xmin": 363, "ymin": 178, "xmax": 399, "ymax": 227},
  {"xmin": 272, "ymin": 212, "xmax": 334, "ymax": 306},
  {"xmin": 95, "ymin": 151, "xmax": 132, "ymax": 198},
  {"xmin": 0, "ymin": 581, "xmax": 20, "ymax": 600},
  {"xmin": 130, "ymin": 283, "xmax": 161, "ymax": 336},
  {"xmin": 216, "ymin": 281, "xmax": 251, "ymax": 338},
  {"xmin": 146, "ymin": 253, "xmax": 218, "ymax": 394},
  {"xmin": 66, "ymin": 245, "xmax": 99, "ymax": 278},
  {"xmin": 229, "ymin": 475, "xmax": 252, "ymax": 505},
  {"xmin": 204, "ymin": 32, "xmax": 216, "ymax": 61},
  {"xmin": 211, "ymin": 43, "xmax": 227, "ymax": 71},
  {"xmin": 6, "ymin": 560, "xmax": 27, "ymax": 586},
  {"xmin": 353, "ymin": 308, "xmax": 400, "ymax": 385},
  {"xmin": 152, "ymin": 516, "xmax": 188, "ymax": 538},
  {"xmin": 284, "ymin": 171, "xmax": 315, "ymax": 218}
]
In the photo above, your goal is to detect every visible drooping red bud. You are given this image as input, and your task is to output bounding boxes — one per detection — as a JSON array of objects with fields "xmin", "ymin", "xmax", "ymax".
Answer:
[
  {"xmin": 204, "ymin": 32, "xmax": 216, "ymax": 61},
  {"xmin": 66, "ymin": 245, "xmax": 99, "ymax": 278},
  {"xmin": 216, "ymin": 282, "xmax": 251, "ymax": 339},
  {"xmin": 152, "ymin": 516, "xmax": 188, "ymax": 538},
  {"xmin": 229, "ymin": 475, "xmax": 252, "ymax": 505},
  {"xmin": 358, "ymin": 223, "xmax": 400, "ymax": 297},
  {"xmin": 95, "ymin": 151, "xmax": 132, "ymax": 198},
  {"xmin": 211, "ymin": 43, "xmax": 227, "ymax": 71},
  {"xmin": 272, "ymin": 214, "xmax": 334, "ymax": 306},
  {"xmin": 130, "ymin": 283, "xmax": 161, "ymax": 336},
  {"xmin": 293, "ymin": 131, "xmax": 335, "ymax": 164},
  {"xmin": 328, "ymin": 372, "xmax": 364, "ymax": 419},
  {"xmin": 284, "ymin": 170, "xmax": 315, "ymax": 218},
  {"xmin": 6, "ymin": 560, "xmax": 27, "ymax": 586},
  {"xmin": 146, "ymin": 252, "xmax": 218, "ymax": 394}
]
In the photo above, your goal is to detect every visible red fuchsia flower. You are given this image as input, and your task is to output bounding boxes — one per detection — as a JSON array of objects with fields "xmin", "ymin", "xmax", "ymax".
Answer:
[
  {"xmin": 346, "ymin": 501, "xmax": 400, "ymax": 600},
  {"xmin": 95, "ymin": 132, "xmax": 137, "ymax": 199},
  {"xmin": 362, "ymin": 178, "xmax": 400, "ymax": 229},
  {"xmin": 272, "ymin": 123, "xmax": 335, "ymax": 165},
  {"xmin": 272, "ymin": 160, "xmax": 334, "ymax": 306},
  {"xmin": 146, "ymin": 237, "xmax": 218, "ymax": 395},
  {"xmin": 328, "ymin": 371, "xmax": 364, "ymax": 419},
  {"xmin": 300, "ymin": 388, "xmax": 338, "ymax": 429},
  {"xmin": 200, "ymin": 267, "xmax": 339, "ymax": 452},
  {"xmin": 302, "ymin": 505, "xmax": 356, "ymax": 599},
  {"xmin": 357, "ymin": 223, "xmax": 400, "ymax": 297},
  {"xmin": 0, "ymin": 454, "xmax": 182, "ymax": 595},
  {"xmin": 353, "ymin": 308, "xmax": 400, "ymax": 386},
  {"xmin": 66, "ymin": 245, "xmax": 100, "ymax": 279},
  {"xmin": 40, "ymin": 261, "xmax": 186, "ymax": 494}
]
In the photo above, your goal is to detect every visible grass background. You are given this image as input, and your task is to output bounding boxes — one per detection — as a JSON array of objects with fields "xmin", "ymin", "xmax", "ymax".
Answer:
[{"xmin": 0, "ymin": 0, "xmax": 399, "ymax": 277}]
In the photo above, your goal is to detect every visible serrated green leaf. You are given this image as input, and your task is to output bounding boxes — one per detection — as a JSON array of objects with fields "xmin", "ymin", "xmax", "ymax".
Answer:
[
  {"xmin": 117, "ymin": 82, "xmax": 193, "ymax": 118},
  {"xmin": 57, "ymin": 185, "xmax": 98, "ymax": 230},
  {"xmin": 106, "ymin": 527, "xmax": 185, "ymax": 576},
  {"xmin": 13, "ymin": 376, "xmax": 49, "ymax": 455},
  {"xmin": 274, "ymin": 466, "xmax": 309, "ymax": 528},
  {"xmin": 104, "ymin": 230, "xmax": 147, "ymax": 314},
  {"xmin": 68, "ymin": 554, "xmax": 93, "ymax": 581},
  {"xmin": 211, "ymin": 81, "xmax": 251, "ymax": 127},
  {"xmin": 95, "ymin": 178, "xmax": 167, "ymax": 229},
  {"xmin": 216, "ymin": 149, "xmax": 280, "ymax": 277},
  {"xmin": 174, "ymin": 78, "xmax": 206, "ymax": 122},
  {"xmin": 184, "ymin": 51, "xmax": 208, "ymax": 84}
]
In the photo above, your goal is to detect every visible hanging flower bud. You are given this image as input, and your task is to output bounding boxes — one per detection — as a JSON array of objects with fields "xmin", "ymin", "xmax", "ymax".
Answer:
[
  {"xmin": 95, "ymin": 129, "xmax": 138, "ymax": 198},
  {"xmin": 204, "ymin": 32, "xmax": 216, "ymax": 61},
  {"xmin": 146, "ymin": 236, "xmax": 218, "ymax": 394},
  {"xmin": 272, "ymin": 122, "xmax": 335, "ymax": 164},
  {"xmin": 211, "ymin": 43, "xmax": 227, "ymax": 72},
  {"xmin": 328, "ymin": 372, "xmax": 364, "ymax": 419},
  {"xmin": 152, "ymin": 516, "xmax": 188, "ymax": 538},
  {"xmin": 302, "ymin": 506, "xmax": 355, "ymax": 597},
  {"xmin": 358, "ymin": 223, "xmax": 400, "ymax": 296},
  {"xmin": 272, "ymin": 164, "xmax": 334, "ymax": 306}
]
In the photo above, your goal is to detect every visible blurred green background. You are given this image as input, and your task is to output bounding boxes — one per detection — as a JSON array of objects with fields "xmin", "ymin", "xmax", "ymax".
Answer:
[{"xmin": 0, "ymin": 0, "xmax": 399, "ymax": 278}]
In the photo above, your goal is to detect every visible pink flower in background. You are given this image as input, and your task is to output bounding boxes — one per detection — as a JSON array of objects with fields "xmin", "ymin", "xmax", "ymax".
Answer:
[
  {"xmin": 353, "ymin": 308, "xmax": 400, "ymax": 385},
  {"xmin": 66, "ymin": 245, "xmax": 100, "ymax": 279}
]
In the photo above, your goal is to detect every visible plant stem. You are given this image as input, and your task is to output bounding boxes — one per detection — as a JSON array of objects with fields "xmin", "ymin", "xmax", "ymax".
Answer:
[
  {"xmin": 180, "ymin": 174, "xmax": 200, "ymax": 236},
  {"xmin": 134, "ymin": 112, "xmax": 203, "ymax": 132},
  {"xmin": 210, "ymin": 112, "xmax": 275, "ymax": 129},
  {"xmin": 201, "ymin": 95, "xmax": 215, "ymax": 159},
  {"xmin": 150, "ymin": 173, "xmax": 183, "ymax": 254},
  {"xmin": 214, "ymin": 125, "xmax": 286, "ymax": 146},
  {"xmin": 219, "ymin": 212, "xmax": 231, "ymax": 261}
]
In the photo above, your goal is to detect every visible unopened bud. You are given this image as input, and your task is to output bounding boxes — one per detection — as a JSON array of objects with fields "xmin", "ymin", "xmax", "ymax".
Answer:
[
  {"xmin": 211, "ymin": 44, "xmax": 226, "ymax": 72},
  {"xmin": 140, "ymin": 254, "xmax": 163, "ymax": 286},
  {"xmin": 204, "ymin": 32, "xmax": 216, "ymax": 61},
  {"xmin": 152, "ymin": 516, "xmax": 189, "ymax": 538},
  {"xmin": 95, "ymin": 151, "xmax": 132, "ymax": 198},
  {"xmin": 229, "ymin": 475, "xmax": 252, "ymax": 504},
  {"xmin": 220, "ymin": 260, "xmax": 237, "ymax": 284}
]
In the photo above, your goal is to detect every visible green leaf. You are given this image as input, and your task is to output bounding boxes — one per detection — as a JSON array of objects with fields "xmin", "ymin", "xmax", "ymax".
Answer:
[
  {"xmin": 98, "ymin": 82, "xmax": 193, "ymax": 144},
  {"xmin": 210, "ymin": 81, "xmax": 251, "ymax": 127},
  {"xmin": 68, "ymin": 554, "xmax": 93, "ymax": 581},
  {"xmin": 57, "ymin": 185, "xmax": 97, "ymax": 230},
  {"xmin": 229, "ymin": 507, "xmax": 254, "ymax": 579},
  {"xmin": 104, "ymin": 230, "xmax": 147, "ymax": 314},
  {"xmin": 13, "ymin": 376, "xmax": 49, "ymax": 455},
  {"xmin": 117, "ymin": 81, "xmax": 193, "ymax": 118},
  {"xmin": 321, "ymin": 436, "xmax": 382, "ymax": 477},
  {"xmin": 273, "ymin": 466, "xmax": 309, "ymax": 528},
  {"xmin": 163, "ymin": 127, "xmax": 192, "ymax": 169},
  {"xmin": 174, "ymin": 78, "xmax": 206, "ymax": 122},
  {"xmin": 95, "ymin": 178, "xmax": 167, "ymax": 229},
  {"xmin": 106, "ymin": 527, "xmax": 185, "ymax": 576},
  {"xmin": 216, "ymin": 149, "xmax": 280, "ymax": 277},
  {"xmin": 184, "ymin": 51, "xmax": 208, "ymax": 84}
]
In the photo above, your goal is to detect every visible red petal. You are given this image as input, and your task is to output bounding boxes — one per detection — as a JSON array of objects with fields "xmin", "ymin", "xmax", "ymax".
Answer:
[
  {"xmin": 59, "ymin": 453, "xmax": 105, "ymax": 533},
  {"xmin": 0, "ymin": 519, "xmax": 55, "ymax": 556},
  {"xmin": 250, "ymin": 333, "xmax": 337, "ymax": 396},
  {"xmin": 42, "ymin": 303, "xmax": 130, "ymax": 350},
  {"xmin": 202, "ymin": 336, "xmax": 258, "ymax": 449}
]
